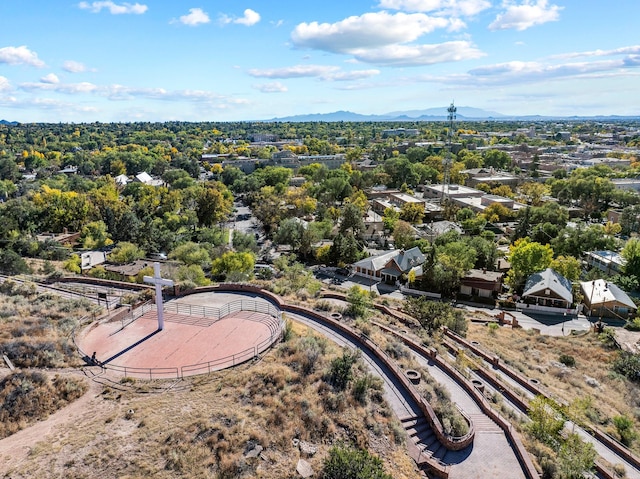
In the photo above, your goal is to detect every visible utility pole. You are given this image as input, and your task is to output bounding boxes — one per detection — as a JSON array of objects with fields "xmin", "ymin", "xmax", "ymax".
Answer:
[{"xmin": 442, "ymin": 101, "xmax": 456, "ymax": 202}]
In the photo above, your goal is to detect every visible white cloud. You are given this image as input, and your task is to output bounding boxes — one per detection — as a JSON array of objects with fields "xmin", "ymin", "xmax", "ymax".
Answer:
[
  {"xmin": 176, "ymin": 8, "xmax": 210, "ymax": 26},
  {"xmin": 20, "ymin": 81, "xmax": 98, "ymax": 94},
  {"xmin": 551, "ymin": 45, "xmax": 640, "ymax": 60},
  {"xmin": 78, "ymin": 1, "xmax": 148, "ymax": 14},
  {"xmin": 0, "ymin": 46, "xmax": 45, "ymax": 67},
  {"xmin": 16, "ymin": 79, "xmax": 249, "ymax": 109},
  {"xmin": 248, "ymin": 65, "xmax": 340, "ymax": 79},
  {"xmin": 249, "ymin": 65, "xmax": 381, "ymax": 82},
  {"xmin": 63, "ymin": 60, "xmax": 89, "ymax": 73},
  {"xmin": 254, "ymin": 82, "xmax": 288, "ymax": 93},
  {"xmin": 0, "ymin": 76, "xmax": 11, "ymax": 92},
  {"xmin": 489, "ymin": 0, "xmax": 562, "ymax": 31},
  {"xmin": 40, "ymin": 73, "xmax": 60, "ymax": 84},
  {"xmin": 325, "ymin": 69, "xmax": 381, "ymax": 81},
  {"xmin": 378, "ymin": 0, "xmax": 491, "ymax": 16},
  {"xmin": 351, "ymin": 40, "xmax": 484, "ymax": 66},
  {"xmin": 292, "ymin": 12, "xmax": 453, "ymax": 54},
  {"xmin": 220, "ymin": 9, "xmax": 261, "ymax": 26}
]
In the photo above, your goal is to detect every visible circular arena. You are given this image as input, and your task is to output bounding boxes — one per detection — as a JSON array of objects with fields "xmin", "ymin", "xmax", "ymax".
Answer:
[{"xmin": 75, "ymin": 291, "xmax": 283, "ymax": 379}]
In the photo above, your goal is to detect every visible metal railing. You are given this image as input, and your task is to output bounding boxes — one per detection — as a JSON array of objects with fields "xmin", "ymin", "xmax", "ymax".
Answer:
[{"xmin": 78, "ymin": 297, "xmax": 284, "ymax": 379}]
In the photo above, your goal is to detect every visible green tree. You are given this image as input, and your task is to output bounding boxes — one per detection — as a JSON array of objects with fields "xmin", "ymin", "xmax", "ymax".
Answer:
[
  {"xmin": 527, "ymin": 396, "xmax": 564, "ymax": 446},
  {"xmin": 0, "ymin": 249, "xmax": 32, "ymax": 275},
  {"xmin": 506, "ymin": 238, "xmax": 553, "ymax": 290},
  {"xmin": 399, "ymin": 202, "xmax": 425, "ymax": 224},
  {"xmin": 382, "ymin": 207, "xmax": 399, "ymax": 233},
  {"xmin": 345, "ymin": 285, "xmax": 373, "ymax": 319},
  {"xmin": 169, "ymin": 241, "xmax": 210, "ymax": 266},
  {"xmin": 196, "ymin": 183, "xmax": 233, "ymax": 227},
  {"xmin": 109, "ymin": 242, "xmax": 145, "ymax": 264},
  {"xmin": 556, "ymin": 433, "xmax": 596, "ymax": 479},
  {"xmin": 274, "ymin": 217, "xmax": 305, "ymax": 251},
  {"xmin": 392, "ymin": 220, "xmax": 415, "ymax": 250},
  {"xmin": 211, "ymin": 251, "xmax": 255, "ymax": 281},
  {"xmin": 339, "ymin": 203, "xmax": 365, "ymax": 238},
  {"xmin": 232, "ymin": 230, "xmax": 259, "ymax": 253},
  {"xmin": 622, "ymin": 238, "xmax": 640, "ymax": 282},
  {"xmin": 403, "ymin": 298, "xmax": 467, "ymax": 335},
  {"xmin": 620, "ymin": 205, "xmax": 640, "ymax": 236},
  {"xmin": 321, "ymin": 443, "xmax": 392, "ymax": 479},
  {"xmin": 176, "ymin": 264, "xmax": 210, "ymax": 287},
  {"xmin": 550, "ymin": 255, "xmax": 582, "ymax": 282},
  {"xmin": 483, "ymin": 149, "xmax": 511, "ymax": 169},
  {"xmin": 80, "ymin": 220, "xmax": 113, "ymax": 250}
]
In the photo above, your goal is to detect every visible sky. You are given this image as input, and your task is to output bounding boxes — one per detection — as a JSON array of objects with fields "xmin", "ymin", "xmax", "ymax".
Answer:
[{"xmin": 0, "ymin": 0, "xmax": 639, "ymax": 123}]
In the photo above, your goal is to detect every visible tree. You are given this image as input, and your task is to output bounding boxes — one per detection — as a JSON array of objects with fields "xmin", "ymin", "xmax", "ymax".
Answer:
[
  {"xmin": 232, "ymin": 230, "xmax": 259, "ymax": 253},
  {"xmin": 506, "ymin": 238, "xmax": 553, "ymax": 290},
  {"xmin": 0, "ymin": 249, "xmax": 32, "ymax": 275},
  {"xmin": 622, "ymin": 238, "xmax": 640, "ymax": 283},
  {"xmin": 211, "ymin": 251, "xmax": 254, "ymax": 281},
  {"xmin": 339, "ymin": 203, "xmax": 365, "ymax": 238},
  {"xmin": 176, "ymin": 264, "xmax": 210, "ymax": 287},
  {"xmin": 527, "ymin": 396, "xmax": 564, "ymax": 445},
  {"xmin": 382, "ymin": 207, "xmax": 399, "ymax": 233},
  {"xmin": 274, "ymin": 217, "xmax": 305, "ymax": 251},
  {"xmin": 403, "ymin": 298, "xmax": 467, "ymax": 335},
  {"xmin": 483, "ymin": 149, "xmax": 511, "ymax": 169},
  {"xmin": 196, "ymin": 183, "xmax": 233, "ymax": 227},
  {"xmin": 109, "ymin": 242, "xmax": 145, "ymax": 264},
  {"xmin": 399, "ymin": 202, "xmax": 425, "ymax": 224},
  {"xmin": 481, "ymin": 203, "xmax": 512, "ymax": 223},
  {"xmin": 345, "ymin": 285, "xmax": 373, "ymax": 319},
  {"xmin": 519, "ymin": 182, "xmax": 546, "ymax": 206},
  {"xmin": 80, "ymin": 220, "xmax": 113, "ymax": 250},
  {"xmin": 620, "ymin": 205, "xmax": 640, "ymax": 236},
  {"xmin": 392, "ymin": 220, "xmax": 415, "ymax": 250},
  {"xmin": 556, "ymin": 433, "xmax": 596, "ymax": 479},
  {"xmin": 321, "ymin": 443, "xmax": 392, "ymax": 479},
  {"xmin": 550, "ymin": 255, "xmax": 582, "ymax": 282},
  {"xmin": 169, "ymin": 241, "xmax": 210, "ymax": 266}
]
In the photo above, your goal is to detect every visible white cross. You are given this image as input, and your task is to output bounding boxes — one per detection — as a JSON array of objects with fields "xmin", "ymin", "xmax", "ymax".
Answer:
[{"xmin": 144, "ymin": 262, "xmax": 174, "ymax": 330}]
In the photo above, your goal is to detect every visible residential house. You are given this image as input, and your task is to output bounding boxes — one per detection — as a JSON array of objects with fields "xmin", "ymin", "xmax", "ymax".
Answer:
[
  {"xmin": 521, "ymin": 268, "xmax": 573, "ymax": 309},
  {"xmin": 352, "ymin": 247, "xmax": 425, "ymax": 284},
  {"xmin": 459, "ymin": 269, "xmax": 503, "ymax": 299},
  {"xmin": 80, "ymin": 251, "xmax": 107, "ymax": 271},
  {"xmin": 135, "ymin": 172, "xmax": 163, "ymax": 187},
  {"xmin": 581, "ymin": 279, "xmax": 637, "ymax": 320},
  {"xmin": 586, "ymin": 251, "xmax": 626, "ymax": 276}
]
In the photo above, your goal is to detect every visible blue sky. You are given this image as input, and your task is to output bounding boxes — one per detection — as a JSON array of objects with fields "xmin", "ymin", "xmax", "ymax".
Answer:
[{"xmin": 0, "ymin": 0, "xmax": 639, "ymax": 122}]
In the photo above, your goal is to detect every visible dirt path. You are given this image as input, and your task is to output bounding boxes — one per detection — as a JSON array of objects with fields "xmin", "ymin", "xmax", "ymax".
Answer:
[{"xmin": 0, "ymin": 368, "xmax": 103, "ymax": 474}]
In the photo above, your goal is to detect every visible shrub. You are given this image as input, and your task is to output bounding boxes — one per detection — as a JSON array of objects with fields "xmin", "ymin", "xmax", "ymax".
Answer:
[
  {"xmin": 613, "ymin": 415, "xmax": 638, "ymax": 446},
  {"xmin": 613, "ymin": 352, "xmax": 640, "ymax": 383},
  {"xmin": 558, "ymin": 354, "xmax": 576, "ymax": 367},
  {"xmin": 321, "ymin": 443, "xmax": 392, "ymax": 479},
  {"xmin": 327, "ymin": 349, "xmax": 359, "ymax": 391}
]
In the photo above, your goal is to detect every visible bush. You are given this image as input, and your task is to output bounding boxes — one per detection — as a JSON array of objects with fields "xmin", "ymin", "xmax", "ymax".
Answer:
[
  {"xmin": 327, "ymin": 349, "xmax": 359, "ymax": 391},
  {"xmin": 321, "ymin": 443, "xmax": 392, "ymax": 479},
  {"xmin": 613, "ymin": 352, "xmax": 640, "ymax": 383},
  {"xmin": 558, "ymin": 354, "xmax": 576, "ymax": 367},
  {"xmin": 613, "ymin": 415, "xmax": 638, "ymax": 447}
]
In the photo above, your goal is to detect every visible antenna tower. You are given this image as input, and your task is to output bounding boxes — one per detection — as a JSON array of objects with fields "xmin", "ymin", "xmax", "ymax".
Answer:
[{"xmin": 442, "ymin": 101, "xmax": 456, "ymax": 199}]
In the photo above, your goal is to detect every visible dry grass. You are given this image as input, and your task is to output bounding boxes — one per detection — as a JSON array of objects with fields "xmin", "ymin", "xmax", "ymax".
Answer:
[
  {"xmin": 0, "ymin": 371, "xmax": 88, "ymax": 439},
  {"xmin": 467, "ymin": 323, "xmax": 640, "ymax": 453},
  {"xmin": 2, "ymin": 321, "xmax": 419, "ymax": 479},
  {"xmin": 0, "ymin": 289, "xmax": 96, "ymax": 369}
]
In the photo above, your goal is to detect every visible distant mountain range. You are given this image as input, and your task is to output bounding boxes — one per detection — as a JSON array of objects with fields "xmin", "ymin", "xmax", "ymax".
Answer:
[
  {"xmin": 267, "ymin": 107, "xmax": 640, "ymax": 122},
  {"xmin": 0, "ymin": 120, "xmax": 18, "ymax": 125}
]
